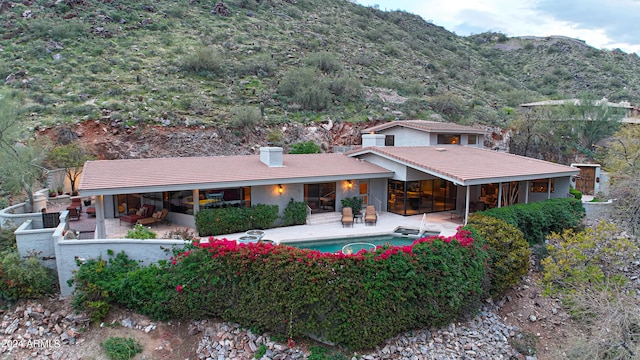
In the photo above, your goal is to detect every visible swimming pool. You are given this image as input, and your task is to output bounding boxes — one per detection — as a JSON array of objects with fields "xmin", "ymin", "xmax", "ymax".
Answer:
[{"xmin": 286, "ymin": 232, "xmax": 439, "ymax": 253}]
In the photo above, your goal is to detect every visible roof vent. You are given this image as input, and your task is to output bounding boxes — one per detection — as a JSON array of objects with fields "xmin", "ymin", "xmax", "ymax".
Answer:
[{"xmin": 435, "ymin": 148, "xmax": 447, "ymax": 152}]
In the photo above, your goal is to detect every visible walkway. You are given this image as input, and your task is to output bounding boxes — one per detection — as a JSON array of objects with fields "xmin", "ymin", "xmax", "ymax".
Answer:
[{"xmin": 219, "ymin": 211, "xmax": 462, "ymax": 245}]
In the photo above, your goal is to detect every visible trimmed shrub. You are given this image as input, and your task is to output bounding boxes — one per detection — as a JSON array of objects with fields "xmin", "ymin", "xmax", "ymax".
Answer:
[
  {"xmin": 282, "ymin": 198, "xmax": 308, "ymax": 226},
  {"xmin": 125, "ymin": 224, "xmax": 157, "ymax": 239},
  {"xmin": 340, "ymin": 196, "xmax": 363, "ymax": 215},
  {"xmin": 0, "ymin": 250, "xmax": 58, "ymax": 301},
  {"xmin": 465, "ymin": 214, "xmax": 530, "ymax": 296},
  {"xmin": 195, "ymin": 204, "xmax": 279, "ymax": 236},
  {"xmin": 166, "ymin": 229, "xmax": 488, "ymax": 349},
  {"xmin": 569, "ymin": 187, "xmax": 582, "ymax": 200},
  {"xmin": 480, "ymin": 198, "xmax": 585, "ymax": 244}
]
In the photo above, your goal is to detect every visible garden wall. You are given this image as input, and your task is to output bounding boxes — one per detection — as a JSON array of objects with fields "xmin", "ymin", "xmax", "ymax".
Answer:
[
  {"xmin": 0, "ymin": 190, "xmax": 48, "ymax": 229},
  {"xmin": 582, "ymin": 199, "xmax": 613, "ymax": 223},
  {"xmin": 54, "ymin": 237, "xmax": 187, "ymax": 296}
]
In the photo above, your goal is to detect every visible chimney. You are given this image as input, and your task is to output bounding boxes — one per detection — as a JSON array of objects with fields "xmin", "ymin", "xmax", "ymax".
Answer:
[
  {"xmin": 361, "ymin": 133, "xmax": 386, "ymax": 147},
  {"xmin": 260, "ymin": 146, "xmax": 283, "ymax": 167}
]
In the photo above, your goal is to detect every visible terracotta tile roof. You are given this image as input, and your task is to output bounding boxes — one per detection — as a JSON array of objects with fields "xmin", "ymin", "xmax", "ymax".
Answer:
[
  {"xmin": 348, "ymin": 146, "xmax": 579, "ymax": 185},
  {"xmin": 362, "ymin": 120, "xmax": 488, "ymax": 134},
  {"xmin": 79, "ymin": 153, "xmax": 394, "ymax": 195}
]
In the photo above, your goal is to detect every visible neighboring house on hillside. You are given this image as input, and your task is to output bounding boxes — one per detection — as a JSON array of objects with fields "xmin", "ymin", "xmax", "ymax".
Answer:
[
  {"xmin": 520, "ymin": 98, "xmax": 639, "ymax": 123},
  {"xmin": 79, "ymin": 120, "xmax": 579, "ymax": 238}
]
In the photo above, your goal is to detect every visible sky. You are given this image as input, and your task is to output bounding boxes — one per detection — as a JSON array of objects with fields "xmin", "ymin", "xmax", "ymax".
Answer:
[{"xmin": 356, "ymin": 0, "xmax": 640, "ymax": 55}]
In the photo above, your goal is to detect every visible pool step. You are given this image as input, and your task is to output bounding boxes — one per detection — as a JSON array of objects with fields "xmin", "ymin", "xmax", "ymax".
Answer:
[{"xmin": 307, "ymin": 212, "xmax": 341, "ymax": 225}]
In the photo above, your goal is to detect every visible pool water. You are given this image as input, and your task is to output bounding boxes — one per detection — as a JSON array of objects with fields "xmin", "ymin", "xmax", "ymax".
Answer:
[{"xmin": 287, "ymin": 233, "xmax": 436, "ymax": 253}]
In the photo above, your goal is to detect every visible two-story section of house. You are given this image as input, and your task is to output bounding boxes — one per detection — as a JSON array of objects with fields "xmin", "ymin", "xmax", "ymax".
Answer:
[{"xmin": 347, "ymin": 120, "xmax": 578, "ymax": 218}]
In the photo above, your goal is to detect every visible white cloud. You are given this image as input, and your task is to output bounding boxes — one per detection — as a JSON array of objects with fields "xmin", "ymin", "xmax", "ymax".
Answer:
[{"xmin": 358, "ymin": 0, "xmax": 640, "ymax": 54}]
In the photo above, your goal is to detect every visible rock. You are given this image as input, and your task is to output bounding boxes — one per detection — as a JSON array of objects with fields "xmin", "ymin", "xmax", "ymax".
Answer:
[
  {"xmin": 4, "ymin": 319, "xmax": 19, "ymax": 335},
  {"xmin": 121, "ymin": 317, "xmax": 134, "ymax": 328}
]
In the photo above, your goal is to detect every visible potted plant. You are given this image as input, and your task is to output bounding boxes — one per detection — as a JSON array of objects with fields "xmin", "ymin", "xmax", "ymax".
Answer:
[
  {"xmin": 57, "ymin": 186, "xmax": 63, "ymax": 195},
  {"xmin": 341, "ymin": 196, "xmax": 363, "ymax": 215},
  {"xmin": 83, "ymin": 199, "xmax": 91, "ymax": 206},
  {"xmin": 49, "ymin": 190, "xmax": 57, "ymax": 198}
]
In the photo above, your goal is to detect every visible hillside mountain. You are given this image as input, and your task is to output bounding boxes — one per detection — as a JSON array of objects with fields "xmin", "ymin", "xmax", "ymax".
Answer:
[{"xmin": 1, "ymin": 0, "xmax": 639, "ymax": 134}]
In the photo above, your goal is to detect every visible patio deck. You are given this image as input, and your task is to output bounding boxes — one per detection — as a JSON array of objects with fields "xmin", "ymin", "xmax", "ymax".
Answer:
[{"xmin": 50, "ymin": 199, "xmax": 463, "ymax": 242}]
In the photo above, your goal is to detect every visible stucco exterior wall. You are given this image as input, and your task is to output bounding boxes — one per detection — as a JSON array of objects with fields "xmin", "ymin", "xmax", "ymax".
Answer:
[
  {"xmin": 0, "ymin": 190, "xmax": 48, "ymax": 229},
  {"xmin": 15, "ymin": 219, "xmax": 62, "ymax": 269},
  {"xmin": 583, "ymin": 200, "xmax": 613, "ymax": 223},
  {"xmin": 251, "ymin": 184, "xmax": 303, "ymax": 216},
  {"xmin": 359, "ymin": 153, "xmax": 408, "ymax": 180},
  {"xmin": 55, "ymin": 238, "xmax": 187, "ymax": 296}
]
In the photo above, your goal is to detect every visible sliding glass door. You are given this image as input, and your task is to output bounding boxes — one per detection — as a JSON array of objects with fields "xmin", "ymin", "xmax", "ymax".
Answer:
[{"xmin": 305, "ymin": 182, "xmax": 336, "ymax": 214}]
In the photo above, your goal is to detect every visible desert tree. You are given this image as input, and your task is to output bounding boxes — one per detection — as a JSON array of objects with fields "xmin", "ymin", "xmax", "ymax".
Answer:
[
  {"xmin": 599, "ymin": 125, "xmax": 640, "ymax": 234},
  {"xmin": 46, "ymin": 143, "xmax": 95, "ymax": 195},
  {"xmin": 0, "ymin": 90, "xmax": 47, "ymax": 212}
]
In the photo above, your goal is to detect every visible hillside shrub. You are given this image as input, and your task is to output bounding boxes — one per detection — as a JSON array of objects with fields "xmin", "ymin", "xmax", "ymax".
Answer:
[
  {"xmin": 0, "ymin": 227, "xmax": 16, "ymax": 253},
  {"xmin": 180, "ymin": 46, "xmax": 228, "ymax": 76},
  {"xmin": 541, "ymin": 221, "xmax": 637, "ymax": 295},
  {"xmin": 480, "ymin": 198, "xmax": 584, "ymax": 244},
  {"xmin": 195, "ymin": 204, "xmax": 279, "ymax": 236},
  {"xmin": 102, "ymin": 337, "xmax": 143, "ymax": 360},
  {"xmin": 282, "ymin": 198, "xmax": 307, "ymax": 226},
  {"xmin": 230, "ymin": 106, "xmax": 262, "ymax": 129},
  {"xmin": 465, "ymin": 214, "xmax": 530, "ymax": 296},
  {"xmin": 0, "ymin": 250, "xmax": 58, "ymax": 301},
  {"xmin": 278, "ymin": 68, "xmax": 332, "ymax": 111},
  {"xmin": 70, "ymin": 230, "xmax": 489, "ymax": 349},
  {"xmin": 68, "ymin": 251, "xmax": 140, "ymax": 322},
  {"xmin": 289, "ymin": 141, "xmax": 321, "ymax": 154},
  {"xmin": 304, "ymin": 52, "xmax": 342, "ymax": 74}
]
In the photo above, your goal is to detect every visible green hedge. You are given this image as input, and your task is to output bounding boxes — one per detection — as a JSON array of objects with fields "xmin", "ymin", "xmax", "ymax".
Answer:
[
  {"xmin": 480, "ymin": 198, "xmax": 585, "ymax": 244},
  {"xmin": 282, "ymin": 198, "xmax": 308, "ymax": 226},
  {"xmin": 465, "ymin": 215, "xmax": 530, "ymax": 296},
  {"xmin": 70, "ymin": 229, "xmax": 489, "ymax": 349},
  {"xmin": 195, "ymin": 204, "xmax": 279, "ymax": 236}
]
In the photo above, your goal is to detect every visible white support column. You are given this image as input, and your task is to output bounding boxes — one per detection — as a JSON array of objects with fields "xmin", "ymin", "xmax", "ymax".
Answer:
[
  {"xmin": 497, "ymin": 182, "xmax": 503, "ymax": 208},
  {"xmin": 464, "ymin": 186, "xmax": 470, "ymax": 226},
  {"xmin": 193, "ymin": 189, "xmax": 200, "ymax": 214},
  {"xmin": 525, "ymin": 180, "xmax": 530, "ymax": 204},
  {"xmin": 95, "ymin": 195, "xmax": 106, "ymax": 239},
  {"xmin": 547, "ymin": 178, "xmax": 552, "ymax": 199}
]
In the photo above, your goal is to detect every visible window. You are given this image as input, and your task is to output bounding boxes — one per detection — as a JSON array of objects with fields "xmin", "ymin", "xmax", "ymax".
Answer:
[
  {"xmin": 385, "ymin": 135, "xmax": 395, "ymax": 146},
  {"xmin": 530, "ymin": 179, "xmax": 554, "ymax": 193},
  {"xmin": 437, "ymin": 134, "xmax": 460, "ymax": 144},
  {"xmin": 467, "ymin": 134, "xmax": 477, "ymax": 145},
  {"xmin": 168, "ymin": 190, "xmax": 194, "ymax": 214}
]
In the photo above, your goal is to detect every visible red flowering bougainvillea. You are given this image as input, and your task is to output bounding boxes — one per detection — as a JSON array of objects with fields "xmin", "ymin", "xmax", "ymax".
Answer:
[{"xmin": 164, "ymin": 228, "xmax": 489, "ymax": 349}]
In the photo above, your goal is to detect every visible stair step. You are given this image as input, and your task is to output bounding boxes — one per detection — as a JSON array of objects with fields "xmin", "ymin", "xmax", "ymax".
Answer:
[{"xmin": 307, "ymin": 212, "xmax": 341, "ymax": 225}]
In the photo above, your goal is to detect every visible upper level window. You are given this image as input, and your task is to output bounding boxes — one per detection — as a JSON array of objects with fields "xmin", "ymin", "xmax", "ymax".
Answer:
[
  {"xmin": 467, "ymin": 134, "xmax": 477, "ymax": 145},
  {"xmin": 437, "ymin": 134, "xmax": 460, "ymax": 145},
  {"xmin": 385, "ymin": 135, "xmax": 395, "ymax": 146}
]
